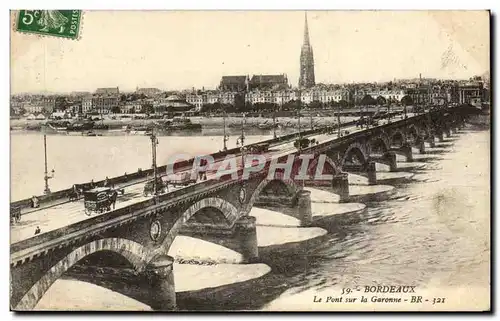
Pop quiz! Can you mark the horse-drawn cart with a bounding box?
[143,177,167,197]
[83,187,117,216]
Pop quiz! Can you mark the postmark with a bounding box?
[15,10,82,40]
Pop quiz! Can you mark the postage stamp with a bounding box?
[15,10,82,40]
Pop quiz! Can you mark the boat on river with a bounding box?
[67,120,94,131]
[154,118,202,132]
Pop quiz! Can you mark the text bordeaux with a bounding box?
[364,285,416,293]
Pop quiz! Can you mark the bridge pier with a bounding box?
[146,255,176,311]
[180,216,259,263]
[370,152,397,172]
[386,151,398,172]
[234,216,259,262]
[295,190,312,227]
[331,172,349,203]
[400,143,413,162]
[367,161,377,185]
[417,138,426,154]
[437,131,444,142]
[427,135,436,148]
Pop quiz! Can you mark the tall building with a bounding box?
[299,13,315,88]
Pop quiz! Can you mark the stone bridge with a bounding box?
[10,106,472,311]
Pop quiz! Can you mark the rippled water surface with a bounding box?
[12,128,490,311]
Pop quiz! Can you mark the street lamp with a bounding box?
[298,96,302,143]
[387,102,391,123]
[236,113,246,165]
[273,103,277,139]
[43,134,55,195]
[337,103,341,138]
[222,110,229,151]
[149,129,159,196]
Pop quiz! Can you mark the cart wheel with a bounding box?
[85,208,91,216]
[143,191,148,197]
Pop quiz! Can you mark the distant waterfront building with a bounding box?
[299,13,315,89]
[153,95,193,113]
[95,87,120,95]
[82,96,93,114]
[186,91,244,110]
[366,90,407,102]
[406,86,431,105]
[121,101,143,114]
[249,74,289,91]
[24,104,44,114]
[219,76,249,92]
[245,89,300,105]
[458,82,483,106]
[91,96,119,114]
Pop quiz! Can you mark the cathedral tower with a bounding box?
[299,12,315,88]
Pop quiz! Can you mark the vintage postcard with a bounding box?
[9,10,490,311]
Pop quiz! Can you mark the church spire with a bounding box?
[303,12,310,47]
[299,11,315,89]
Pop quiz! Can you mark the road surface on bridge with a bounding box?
[11,113,416,245]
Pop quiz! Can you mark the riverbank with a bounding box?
[10,115,361,131]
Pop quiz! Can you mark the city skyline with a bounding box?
[11,11,489,94]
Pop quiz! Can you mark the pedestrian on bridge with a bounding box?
[104,176,109,187]
[34,226,41,235]
[31,196,39,208]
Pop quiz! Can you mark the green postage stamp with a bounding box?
[15,10,82,40]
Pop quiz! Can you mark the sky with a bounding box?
[10,10,490,94]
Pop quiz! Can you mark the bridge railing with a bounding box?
[9,122,343,208]
[9,110,415,210]
[10,171,244,259]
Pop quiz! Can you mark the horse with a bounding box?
[108,190,118,210]
[68,185,83,201]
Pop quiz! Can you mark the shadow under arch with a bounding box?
[368,135,390,155]
[390,130,406,148]
[241,177,299,217]
[153,197,239,258]
[341,142,369,168]
[14,238,148,311]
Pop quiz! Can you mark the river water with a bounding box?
[11,126,490,311]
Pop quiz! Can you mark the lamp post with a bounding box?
[236,113,246,165]
[337,104,341,137]
[43,134,55,195]
[273,103,277,139]
[222,110,228,151]
[387,102,391,123]
[149,129,159,196]
[298,97,302,143]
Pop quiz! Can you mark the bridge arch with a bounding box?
[341,142,369,168]
[15,238,148,310]
[157,197,239,255]
[390,130,406,148]
[241,177,299,216]
[307,155,340,177]
[368,133,390,155]
[406,124,419,143]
